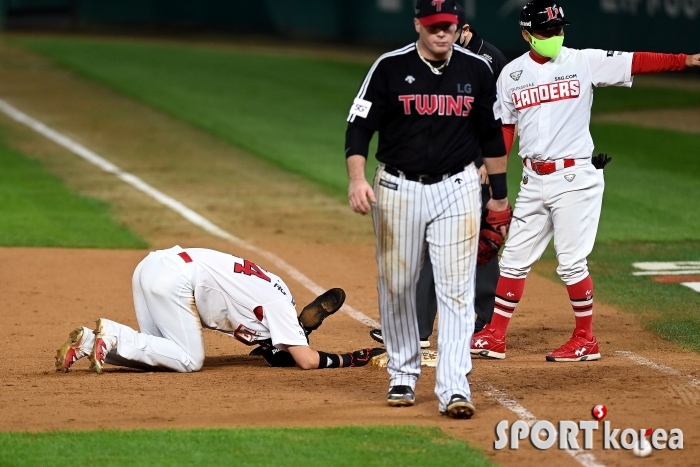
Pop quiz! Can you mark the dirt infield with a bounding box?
[1,37,700,466]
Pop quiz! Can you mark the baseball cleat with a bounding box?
[387,385,415,407]
[298,288,346,332]
[88,319,117,374]
[55,326,94,372]
[470,325,506,359]
[546,331,601,362]
[442,395,476,419]
[370,329,430,349]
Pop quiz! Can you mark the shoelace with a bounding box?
[556,336,589,352]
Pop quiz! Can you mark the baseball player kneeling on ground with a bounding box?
[470,0,700,362]
[56,246,381,373]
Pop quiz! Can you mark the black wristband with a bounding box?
[317,351,341,369]
[489,173,508,200]
[341,354,352,368]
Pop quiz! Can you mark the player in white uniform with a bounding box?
[470,0,700,361]
[56,246,379,373]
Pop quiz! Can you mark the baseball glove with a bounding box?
[345,348,385,367]
[478,205,512,265]
[298,288,346,334]
[592,153,612,170]
[249,339,272,356]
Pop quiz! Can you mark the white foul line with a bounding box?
[484,385,606,467]
[0,98,380,329]
[616,351,700,388]
[1,97,607,465]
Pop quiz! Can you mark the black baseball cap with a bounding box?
[415,0,459,26]
[455,2,467,31]
[520,0,571,32]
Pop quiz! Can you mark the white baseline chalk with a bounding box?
[0,99,380,328]
[2,97,608,466]
[616,351,700,388]
[484,385,606,467]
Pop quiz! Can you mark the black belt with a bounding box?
[384,166,462,185]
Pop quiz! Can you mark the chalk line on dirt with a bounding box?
[0,99,380,328]
[616,351,700,388]
[484,385,606,467]
[1,99,582,463]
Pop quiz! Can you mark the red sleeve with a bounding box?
[632,52,687,75]
[502,124,515,158]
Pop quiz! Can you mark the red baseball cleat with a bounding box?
[55,326,94,372]
[88,319,117,374]
[470,325,506,360]
[546,331,601,362]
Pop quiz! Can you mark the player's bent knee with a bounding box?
[186,353,205,372]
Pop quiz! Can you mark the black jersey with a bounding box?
[463,29,508,80]
[346,43,505,176]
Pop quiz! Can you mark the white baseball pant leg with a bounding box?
[500,162,604,285]
[373,166,426,390]
[104,248,205,372]
[373,164,480,409]
[426,166,480,411]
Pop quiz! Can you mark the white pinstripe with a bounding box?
[372,164,481,411]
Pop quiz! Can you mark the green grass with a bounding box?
[0,133,146,248]
[0,426,497,467]
[13,37,379,196]
[14,36,700,351]
[591,85,700,114]
[535,240,700,352]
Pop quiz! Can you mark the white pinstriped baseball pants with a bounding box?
[372,164,480,411]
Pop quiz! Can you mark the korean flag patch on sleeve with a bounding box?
[350,98,372,119]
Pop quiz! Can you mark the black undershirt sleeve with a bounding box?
[474,60,506,158]
[345,124,374,159]
[479,127,506,158]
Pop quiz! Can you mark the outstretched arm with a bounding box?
[631,52,700,74]
[287,345,320,369]
[268,345,382,370]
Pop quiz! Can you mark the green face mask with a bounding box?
[528,33,564,59]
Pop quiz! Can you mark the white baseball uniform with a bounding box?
[497,48,633,283]
[102,246,308,372]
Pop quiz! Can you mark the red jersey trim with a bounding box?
[502,125,516,157]
[529,50,551,65]
[178,252,193,263]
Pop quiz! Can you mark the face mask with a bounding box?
[528,33,564,59]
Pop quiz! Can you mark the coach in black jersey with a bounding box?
[345,0,510,418]
[369,3,510,349]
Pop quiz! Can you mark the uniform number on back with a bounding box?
[234,260,271,282]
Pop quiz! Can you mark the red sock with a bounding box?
[567,275,594,340]
[490,276,526,339]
